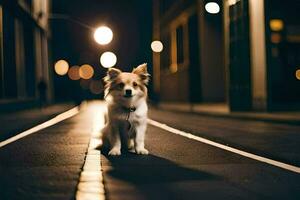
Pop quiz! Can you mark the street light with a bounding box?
[205,2,220,14]
[94,26,113,45]
[100,52,117,68]
[151,40,163,53]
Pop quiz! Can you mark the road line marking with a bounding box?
[147,119,300,174]
[75,138,105,200]
[0,106,80,148]
[76,102,106,200]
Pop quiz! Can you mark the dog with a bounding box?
[101,63,150,156]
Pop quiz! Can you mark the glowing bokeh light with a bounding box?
[270,19,284,31]
[271,33,281,44]
[89,80,103,95]
[205,2,220,14]
[68,66,80,80]
[100,52,117,68]
[54,60,69,76]
[94,26,113,45]
[151,40,163,52]
[296,69,300,80]
[79,64,94,79]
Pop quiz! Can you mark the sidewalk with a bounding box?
[157,103,300,125]
[0,102,77,142]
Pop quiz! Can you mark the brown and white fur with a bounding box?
[101,63,150,156]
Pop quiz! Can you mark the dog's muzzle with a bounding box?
[124,89,133,98]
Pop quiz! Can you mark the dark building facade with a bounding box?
[153,0,300,111]
[0,0,52,111]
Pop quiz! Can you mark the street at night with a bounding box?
[0,101,300,199]
[1,0,300,199]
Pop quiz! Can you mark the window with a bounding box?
[176,25,184,64]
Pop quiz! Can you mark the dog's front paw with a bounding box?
[108,148,121,156]
[135,148,149,155]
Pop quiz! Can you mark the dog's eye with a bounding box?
[133,82,138,87]
[118,83,124,89]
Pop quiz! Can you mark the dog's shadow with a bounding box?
[101,149,219,199]
[103,152,216,183]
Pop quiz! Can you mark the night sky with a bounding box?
[51,0,153,101]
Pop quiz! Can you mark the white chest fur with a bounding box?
[128,101,148,123]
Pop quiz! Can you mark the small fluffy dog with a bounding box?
[101,63,150,156]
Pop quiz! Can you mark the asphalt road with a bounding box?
[0,101,299,199]
[0,104,91,199]
[148,108,300,166]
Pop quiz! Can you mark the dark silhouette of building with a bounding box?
[152,0,300,111]
[0,0,52,112]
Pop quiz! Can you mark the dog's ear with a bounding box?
[104,68,122,82]
[132,63,150,85]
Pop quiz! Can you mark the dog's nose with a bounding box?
[125,89,132,96]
